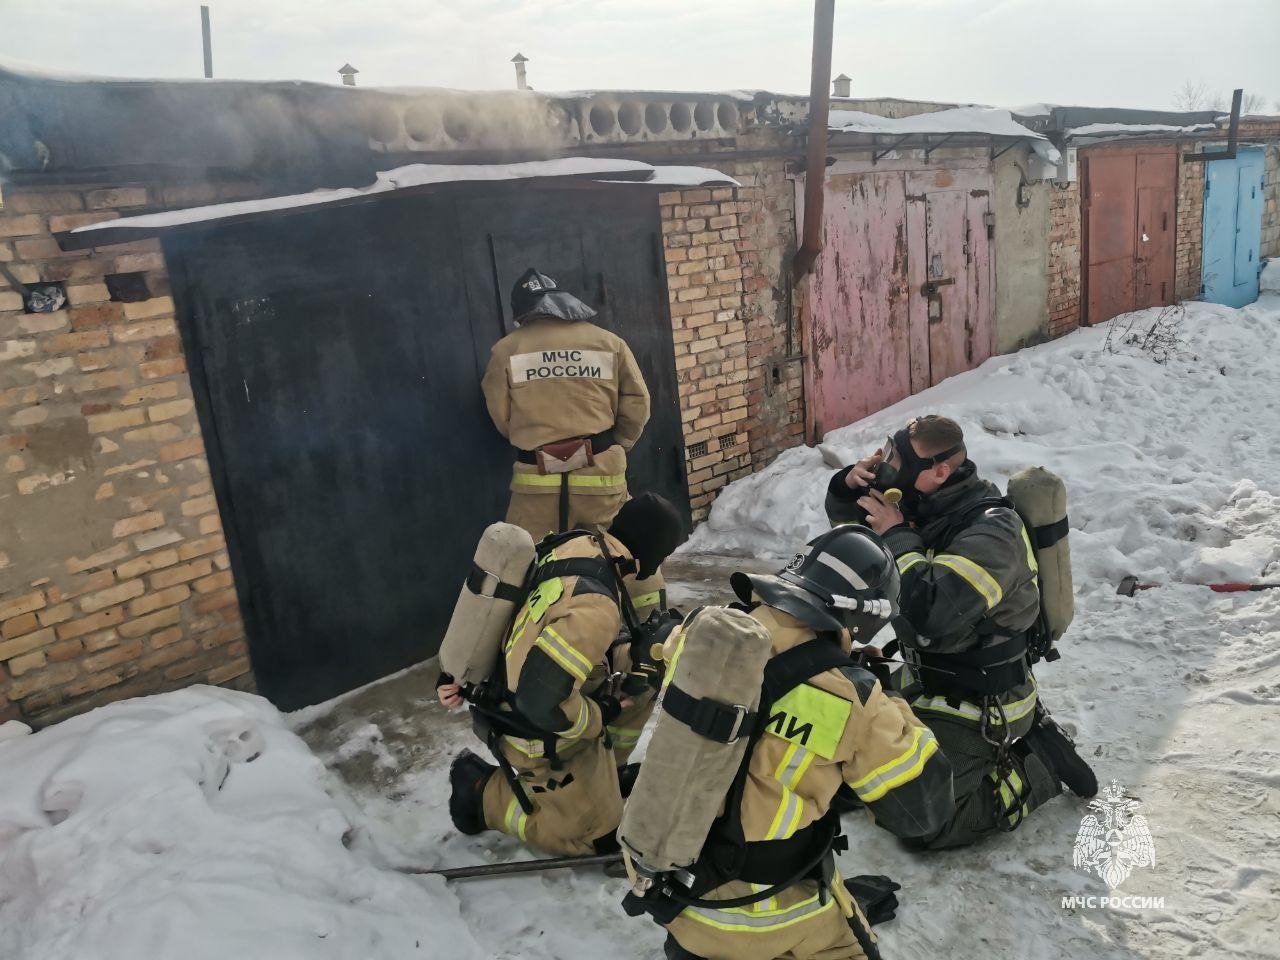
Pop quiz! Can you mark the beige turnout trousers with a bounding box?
[505,445,630,540]
[663,874,878,960]
[480,735,623,856]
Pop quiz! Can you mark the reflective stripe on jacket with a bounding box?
[879,465,1041,734]
[736,606,954,843]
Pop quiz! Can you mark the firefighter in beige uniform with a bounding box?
[622,527,954,960]
[482,268,651,539]
[442,494,685,856]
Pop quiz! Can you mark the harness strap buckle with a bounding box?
[661,683,756,744]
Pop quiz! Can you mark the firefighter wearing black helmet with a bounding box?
[643,526,954,960]
[482,268,651,539]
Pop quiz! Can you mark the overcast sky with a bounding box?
[1,0,1277,111]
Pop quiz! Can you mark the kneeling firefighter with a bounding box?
[438,493,686,856]
[825,415,1097,850]
[619,526,954,960]
[482,268,651,540]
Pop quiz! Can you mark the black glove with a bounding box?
[830,783,865,815]
[595,693,623,725]
[844,875,901,926]
[621,609,684,695]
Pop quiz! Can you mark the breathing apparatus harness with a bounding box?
[463,530,621,812]
[624,609,891,924]
[887,491,1064,833]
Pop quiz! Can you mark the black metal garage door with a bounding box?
[167,187,687,710]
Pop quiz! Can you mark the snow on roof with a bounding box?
[68,159,737,239]
[1009,103,1058,117]
[1067,121,1218,138]
[828,106,1047,139]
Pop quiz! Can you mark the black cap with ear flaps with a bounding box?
[732,525,900,637]
[609,493,687,580]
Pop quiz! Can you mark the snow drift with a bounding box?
[0,686,482,960]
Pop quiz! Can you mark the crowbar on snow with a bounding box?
[399,851,622,881]
[1116,575,1280,597]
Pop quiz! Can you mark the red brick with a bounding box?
[0,590,45,622]
[140,357,186,379]
[7,662,80,700]
[2,612,39,639]
[194,588,238,615]
[150,559,214,590]
[193,571,233,594]
[116,606,182,639]
[0,627,54,662]
[68,302,126,331]
[112,512,165,539]
[151,626,185,648]
[159,438,204,462]
[85,187,148,209]
[128,585,191,617]
[198,623,243,650]
[4,190,83,214]
[140,639,199,672]
[178,536,225,562]
[78,638,145,673]
[205,658,251,685]
[58,606,127,641]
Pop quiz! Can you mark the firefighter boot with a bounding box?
[1024,716,1097,798]
[449,750,496,835]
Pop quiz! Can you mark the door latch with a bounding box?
[922,278,955,296]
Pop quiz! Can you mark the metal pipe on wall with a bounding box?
[200,5,213,79]
[792,0,835,281]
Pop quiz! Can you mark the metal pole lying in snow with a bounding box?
[399,851,622,881]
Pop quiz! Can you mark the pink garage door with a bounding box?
[799,167,994,442]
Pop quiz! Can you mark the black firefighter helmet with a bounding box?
[731,525,900,637]
[510,267,597,324]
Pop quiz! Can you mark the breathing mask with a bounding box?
[870,423,964,508]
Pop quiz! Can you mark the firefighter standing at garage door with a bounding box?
[482,268,651,539]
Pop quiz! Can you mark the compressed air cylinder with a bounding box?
[1007,466,1073,642]
[618,606,774,874]
[438,522,536,686]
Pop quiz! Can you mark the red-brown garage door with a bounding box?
[1083,144,1177,324]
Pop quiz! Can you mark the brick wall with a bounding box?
[713,158,803,470]
[0,182,256,727]
[658,187,754,521]
[1046,182,1082,337]
[1175,152,1204,301]
[1263,145,1280,261]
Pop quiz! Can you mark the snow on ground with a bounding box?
[687,294,1280,958]
[0,686,484,960]
[5,293,1280,960]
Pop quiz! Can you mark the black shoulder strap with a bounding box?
[665,635,854,911]
[935,496,1015,552]
[762,637,856,704]
[534,557,618,601]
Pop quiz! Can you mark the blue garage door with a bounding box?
[1202,147,1265,307]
